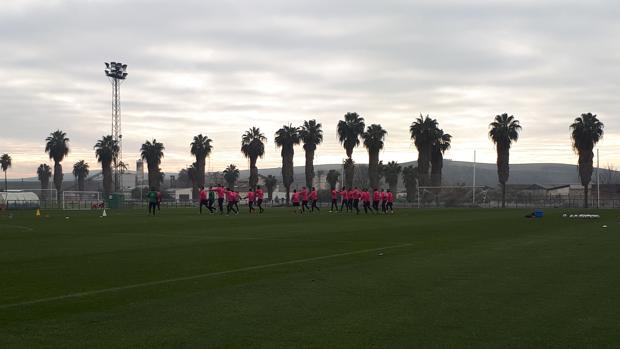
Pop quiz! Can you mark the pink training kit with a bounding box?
[199,189,207,201]
[387,192,394,202]
[373,191,381,201]
[256,189,264,200]
[340,190,349,200]
[216,187,225,199]
[331,189,338,200]
[292,192,300,203]
[382,191,388,201]
[300,189,308,201]
[310,190,318,200]
[247,191,255,202]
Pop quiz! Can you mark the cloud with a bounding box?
[1,0,619,178]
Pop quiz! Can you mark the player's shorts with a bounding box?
[293,202,300,207]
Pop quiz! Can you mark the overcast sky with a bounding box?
[1,0,619,178]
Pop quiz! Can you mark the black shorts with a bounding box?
[293,202,300,207]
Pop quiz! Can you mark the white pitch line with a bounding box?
[0,243,412,310]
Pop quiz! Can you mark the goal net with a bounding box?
[62,191,103,210]
[417,186,489,208]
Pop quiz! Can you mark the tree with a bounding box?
[190,134,213,189]
[0,154,11,192]
[275,124,300,204]
[431,129,452,187]
[299,119,323,188]
[326,169,340,189]
[570,113,604,208]
[263,175,277,200]
[140,139,165,190]
[72,160,89,191]
[362,124,387,189]
[383,161,402,193]
[241,127,266,189]
[94,135,119,196]
[37,164,52,200]
[489,113,522,208]
[223,164,240,189]
[337,112,365,187]
[402,165,418,202]
[410,115,438,186]
[45,130,70,203]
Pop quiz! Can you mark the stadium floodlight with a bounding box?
[104,61,128,192]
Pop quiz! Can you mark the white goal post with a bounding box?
[417,186,489,208]
[62,191,103,210]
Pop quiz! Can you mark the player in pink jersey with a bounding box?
[310,187,320,212]
[198,186,210,214]
[291,189,301,213]
[255,185,265,213]
[381,189,388,214]
[245,190,256,213]
[226,188,238,215]
[330,187,339,212]
[339,187,349,212]
[300,187,310,213]
[362,188,373,214]
[372,188,381,213]
[348,188,355,213]
[352,187,360,214]
[216,184,226,214]
[386,189,394,213]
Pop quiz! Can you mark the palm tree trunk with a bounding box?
[584,185,589,208]
[501,182,506,209]
[345,160,354,188]
[285,185,290,205]
[103,162,113,196]
[4,171,7,192]
[249,157,258,189]
[305,149,315,188]
[368,150,379,189]
[53,162,63,206]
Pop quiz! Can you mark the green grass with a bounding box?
[1,207,619,348]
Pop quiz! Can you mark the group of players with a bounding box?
[191,184,395,215]
[328,187,395,215]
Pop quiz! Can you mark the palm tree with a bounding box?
[94,135,119,196]
[0,154,11,192]
[337,112,365,187]
[37,164,52,201]
[299,119,323,188]
[190,134,213,189]
[72,160,89,191]
[383,161,402,193]
[263,175,277,200]
[187,163,198,190]
[402,165,418,202]
[362,124,387,189]
[489,113,522,208]
[410,115,438,186]
[223,164,240,189]
[326,169,340,189]
[275,124,300,204]
[431,129,452,187]
[570,113,604,208]
[140,139,165,190]
[45,130,70,203]
[241,127,266,189]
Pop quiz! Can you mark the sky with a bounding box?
[1,0,619,178]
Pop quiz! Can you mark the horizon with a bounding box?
[1,1,619,178]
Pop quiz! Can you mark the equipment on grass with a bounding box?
[102,209,107,217]
[36,209,41,217]
[62,191,103,211]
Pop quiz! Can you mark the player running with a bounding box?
[362,188,373,214]
[372,188,381,213]
[352,187,360,214]
[255,185,265,213]
[330,187,338,212]
[216,184,225,214]
[198,186,211,214]
[310,187,320,212]
[386,189,394,213]
[147,187,158,216]
[208,186,216,213]
[381,189,388,214]
[245,189,256,213]
[300,187,310,213]
[226,188,238,215]
[291,189,301,213]
[339,187,349,212]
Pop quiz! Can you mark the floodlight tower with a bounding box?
[104,62,128,192]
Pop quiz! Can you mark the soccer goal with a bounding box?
[62,191,103,210]
[417,186,489,208]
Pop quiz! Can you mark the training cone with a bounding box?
[35,209,41,217]
[102,209,107,217]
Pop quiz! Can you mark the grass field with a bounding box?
[1,207,619,348]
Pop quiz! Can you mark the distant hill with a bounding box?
[8,160,615,189]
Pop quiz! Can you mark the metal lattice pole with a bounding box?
[105,62,128,193]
